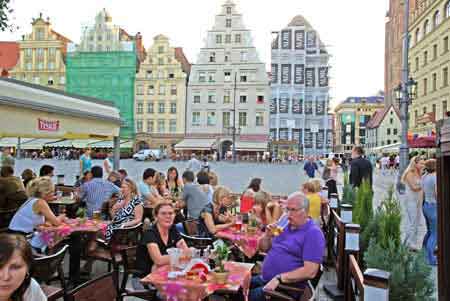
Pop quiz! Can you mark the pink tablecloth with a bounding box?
[141,261,254,301]
[216,228,263,258]
[39,218,108,248]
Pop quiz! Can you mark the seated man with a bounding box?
[0,166,27,210]
[249,191,325,301]
[180,170,208,219]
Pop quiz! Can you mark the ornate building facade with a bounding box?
[9,13,71,90]
[134,34,191,151]
[270,15,332,156]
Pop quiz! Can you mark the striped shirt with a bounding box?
[80,178,120,217]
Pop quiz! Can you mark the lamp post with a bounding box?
[395,77,417,192]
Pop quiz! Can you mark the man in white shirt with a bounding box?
[186,153,202,174]
[380,155,389,175]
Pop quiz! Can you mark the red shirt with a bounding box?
[240,195,254,213]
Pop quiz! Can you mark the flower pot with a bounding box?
[213,270,229,284]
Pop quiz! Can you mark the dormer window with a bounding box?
[226,7,232,14]
[209,52,216,63]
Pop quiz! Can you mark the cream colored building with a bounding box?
[134,34,191,150]
[408,0,450,135]
[366,105,402,153]
[10,13,71,90]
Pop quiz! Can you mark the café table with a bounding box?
[216,227,264,258]
[141,261,254,301]
[48,196,79,218]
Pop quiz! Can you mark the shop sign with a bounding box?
[38,118,59,131]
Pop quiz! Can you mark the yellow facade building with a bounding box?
[134,34,191,151]
[408,0,450,135]
[10,13,71,90]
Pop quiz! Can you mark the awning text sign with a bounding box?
[38,118,60,132]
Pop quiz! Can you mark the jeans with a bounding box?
[422,201,437,265]
[248,275,268,301]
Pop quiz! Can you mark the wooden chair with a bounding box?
[0,208,16,232]
[87,223,143,272]
[264,265,324,301]
[66,272,118,301]
[112,245,156,301]
[32,244,69,301]
[180,219,213,250]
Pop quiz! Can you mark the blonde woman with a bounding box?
[198,186,235,237]
[252,191,282,226]
[9,177,66,251]
[400,155,425,250]
[208,171,219,188]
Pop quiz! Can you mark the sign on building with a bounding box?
[318,67,329,87]
[305,68,315,87]
[294,64,305,85]
[281,30,291,49]
[281,64,291,84]
[294,30,305,50]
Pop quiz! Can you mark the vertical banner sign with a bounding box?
[316,101,325,115]
[294,64,305,84]
[270,98,277,114]
[38,118,60,131]
[281,30,291,49]
[327,130,333,147]
[279,95,289,113]
[319,67,329,87]
[306,31,317,48]
[294,30,305,50]
[272,34,279,49]
[271,64,278,84]
[292,96,303,114]
[304,130,313,148]
[305,68,315,87]
[281,64,291,84]
[279,128,289,140]
[305,100,313,114]
[317,130,325,149]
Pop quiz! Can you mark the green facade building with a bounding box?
[66,50,136,138]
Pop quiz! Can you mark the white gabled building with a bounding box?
[366,104,402,153]
[270,15,332,156]
[180,0,270,158]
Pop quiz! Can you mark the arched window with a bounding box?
[415,28,421,43]
[447,1,450,18]
[433,10,441,27]
[424,19,431,35]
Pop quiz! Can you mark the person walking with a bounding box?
[303,156,319,179]
[103,152,113,175]
[400,156,425,251]
[79,148,92,177]
[421,159,437,265]
[186,153,202,174]
[349,146,372,188]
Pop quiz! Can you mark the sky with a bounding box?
[0,0,390,108]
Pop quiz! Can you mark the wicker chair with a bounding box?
[180,219,213,250]
[66,272,118,301]
[32,244,69,301]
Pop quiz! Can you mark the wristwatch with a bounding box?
[275,274,283,283]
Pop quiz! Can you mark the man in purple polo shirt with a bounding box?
[249,191,325,300]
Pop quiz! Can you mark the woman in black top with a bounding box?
[135,202,190,277]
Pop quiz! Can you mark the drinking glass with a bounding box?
[235,214,243,232]
[93,210,101,221]
[271,215,289,236]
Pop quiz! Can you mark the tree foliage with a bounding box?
[0,0,15,32]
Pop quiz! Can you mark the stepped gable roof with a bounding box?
[288,15,311,27]
[174,47,191,75]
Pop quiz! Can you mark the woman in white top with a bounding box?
[9,177,66,251]
[400,156,425,250]
[0,233,46,301]
[103,152,113,175]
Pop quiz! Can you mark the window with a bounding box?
[424,20,431,35]
[443,101,448,117]
[147,102,154,113]
[193,95,201,104]
[216,35,222,44]
[209,52,216,63]
[394,129,398,135]
[158,102,165,113]
[48,48,56,56]
[240,73,247,82]
[433,103,437,114]
[434,10,441,27]
[423,106,427,114]
[147,119,154,133]
[37,62,43,70]
[170,102,177,114]
[168,73,175,79]
[415,57,420,71]
[192,112,200,126]
[224,54,229,62]
[235,34,241,43]
[158,58,164,65]
[240,94,247,103]
[225,34,231,43]
[158,46,164,54]
[257,95,264,103]
[224,71,231,82]
[208,92,216,103]
[137,103,143,114]
[97,35,103,41]
[136,85,144,95]
[136,120,143,132]
[240,51,247,62]
[424,51,428,65]
[387,139,391,145]
[159,85,165,95]
[208,72,215,82]
[423,78,428,95]
[158,119,165,133]
[36,29,44,40]
[169,119,177,132]
[25,48,32,57]
[387,128,391,135]
[256,112,264,126]
[36,48,44,58]
[198,72,206,82]
[433,44,438,60]
[239,112,247,127]
[432,73,437,91]
[48,62,55,70]
[146,70,152,79]
[170,85,177,95]
[207,112,216,126]
[158,71,164,79]
[148,85,154,95]
[226,19,232,27]
[223,91,231,104]
[443,67,449,87]
[390,118,393,124]
[226,6,232,14]
[415,110,418,123]
[447,2,450,18]
[444,36,449,53]
[223,112,231,128]
[26,62,32,70]
[415,28,421,43]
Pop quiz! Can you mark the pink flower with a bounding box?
[162,282,187,301]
